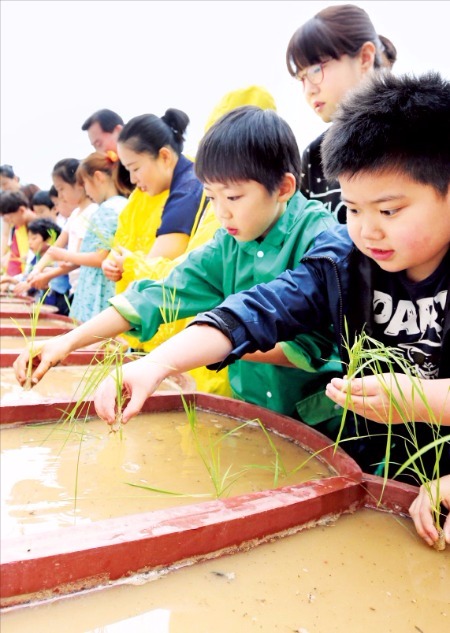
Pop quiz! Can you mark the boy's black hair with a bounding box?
[0,190,29,215]
[27,218,61,240]
[31,190,54,209]
[321,71,450,196]
[81,109,124,133]
[49,185,58,199]
[0,164,16,179]
[195,106,301,193]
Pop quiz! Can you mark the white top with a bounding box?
[64,202,98,291]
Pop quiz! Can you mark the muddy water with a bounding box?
[0,317,73,328]
[1,335,50,349]
[1,365,99,402]
[0,301,57,314]
[1,410,331,538]
[2,509,448,633]
[1,366,194,404]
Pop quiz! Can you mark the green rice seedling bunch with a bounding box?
[338,324,448,550]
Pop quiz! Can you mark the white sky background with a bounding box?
[1,0,449,189]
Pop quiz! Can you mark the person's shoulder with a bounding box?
[302,131,326,157]
[302,224,353,261]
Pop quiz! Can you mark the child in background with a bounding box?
[286,3,394,222]
[31,190,60,224]
[48,185,69,229]
[0,190,37,277]
[12,218,71,314]
[47,152,129,322]
[15,106,340,428]
[27,158,98,300]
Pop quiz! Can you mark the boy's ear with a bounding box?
[278,173,297,201]
[359,41,376,73]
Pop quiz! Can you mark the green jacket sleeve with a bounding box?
[109,235,226,343]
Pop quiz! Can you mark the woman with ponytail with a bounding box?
[113,108,205,266]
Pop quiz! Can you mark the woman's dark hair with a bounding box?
[27,218,61,240]
[118,108,189,156]
[52,158,81,185]
[77,152,132,197]
[195,106,301,193]
[31,190,54,209]
[379,35,397,68]
[286,4,384,77]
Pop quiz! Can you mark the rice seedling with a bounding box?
[336,323,448,550]
[9,288,50,390]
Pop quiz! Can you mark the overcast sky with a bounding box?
[1,0,449,189]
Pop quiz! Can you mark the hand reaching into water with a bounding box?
[409,475,450,547]
[94,355,171,426]
[13,336,73,387]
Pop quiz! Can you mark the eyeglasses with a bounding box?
[297,61,330,86]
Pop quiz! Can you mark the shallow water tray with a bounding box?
[0,312,74,336]
[0,393,417,608]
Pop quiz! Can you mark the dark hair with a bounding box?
[0,164,16,179]
[379,35,397,68]
[52,158,81,185]
[49,185,58,199]
[286,4,384,76]
[81,109,124,132]
[31,190,54,209]
[0,190,30,215]
[321,71,450,196]
[195,106,301,193]
[118,108,189,156]
[27,218,61,240]
[77,151,133,197]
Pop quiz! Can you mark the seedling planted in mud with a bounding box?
[10,288,50,390]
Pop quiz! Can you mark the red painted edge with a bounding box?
[0,393,365,605]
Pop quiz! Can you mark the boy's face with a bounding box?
[27,232,46,255]
[203,179,287,242]
[341,171,450,282]
[33,204,57,219]
[1,206,27,227]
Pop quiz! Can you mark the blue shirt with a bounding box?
[156,154,204,237]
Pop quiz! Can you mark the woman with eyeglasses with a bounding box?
[286,4,395,223]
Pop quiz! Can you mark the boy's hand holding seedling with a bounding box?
[13,337,72,387]
[13,306,132,387]
[409,475,450,547]
[94,324,233,427]
[326,373,450,425]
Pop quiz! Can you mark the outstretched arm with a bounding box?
[13,307,130,386]
[94,324,232,425]
[325,374,450,426]
[409,475,450,547]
